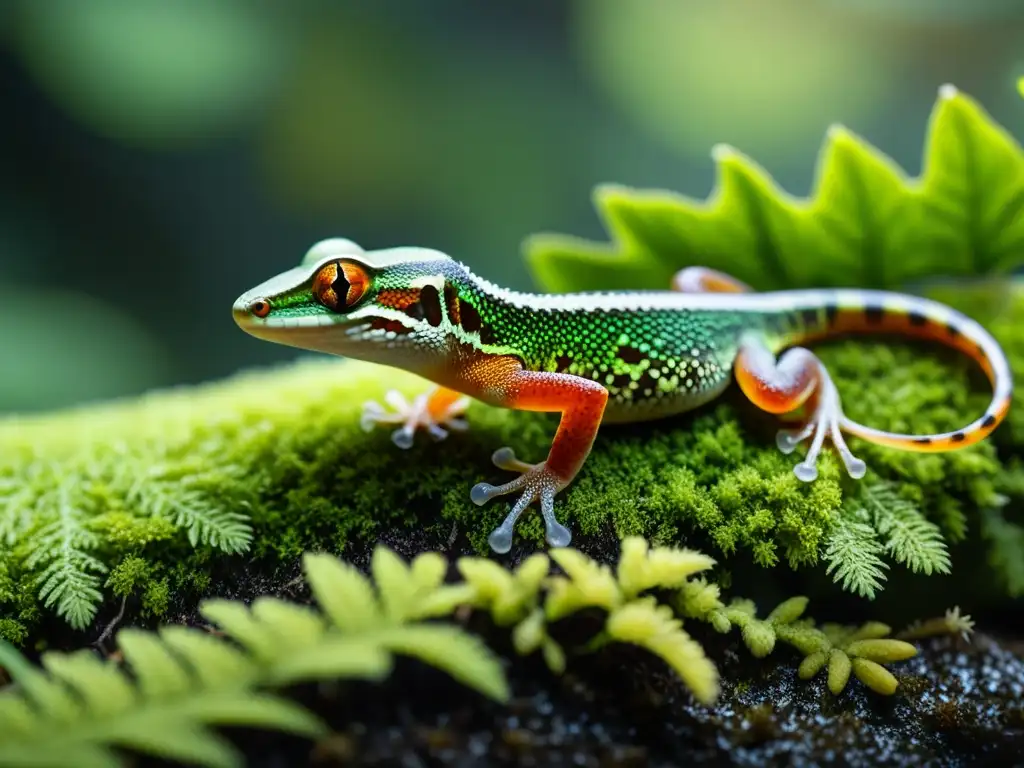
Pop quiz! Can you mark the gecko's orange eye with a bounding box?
[248,299,271,318]
[312,260,371,312]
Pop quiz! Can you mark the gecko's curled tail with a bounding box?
[790,288,1013,452]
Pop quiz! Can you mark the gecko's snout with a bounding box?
[232,295,271,326]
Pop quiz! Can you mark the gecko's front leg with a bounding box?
[467,359,609,554]
[361,385,471,449]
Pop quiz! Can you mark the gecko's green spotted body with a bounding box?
[234,239,1012,553]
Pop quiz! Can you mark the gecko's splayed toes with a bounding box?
[471,447,572,554]
[360,389,469,449]
[775,372,867,482]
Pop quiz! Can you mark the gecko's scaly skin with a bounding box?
[233,239,1014,553]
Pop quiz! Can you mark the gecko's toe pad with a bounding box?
[471,460,571,553]
[776,373,868,483]
[361,389,471,448]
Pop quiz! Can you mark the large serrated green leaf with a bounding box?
[526,85,1024,294]
[810,126,915,287]
[917,85,1024,276]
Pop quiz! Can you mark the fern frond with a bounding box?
[606,597,719,705]
[616,536,716,599]
[130,477,252,554]
[823,513,889,599]
[0,546,512,767]
[545,548,623,620]
[22,479,108,629]
[0,638,326,768]
[861,483,951,576]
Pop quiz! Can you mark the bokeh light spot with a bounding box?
[571,0,895,162]
[12,0,288,148]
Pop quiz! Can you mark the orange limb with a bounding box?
[735,337,866,482]
[425,385,468,422]
[466,358,609,553]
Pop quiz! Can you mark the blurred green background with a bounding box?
[1,0,1023,413]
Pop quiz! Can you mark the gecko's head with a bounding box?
[232,238,459,362]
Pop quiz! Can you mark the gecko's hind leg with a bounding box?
[672,266,755,294]
[735,337,866,482]
[361,386,470,449]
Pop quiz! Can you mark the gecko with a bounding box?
[233,238,1013,554]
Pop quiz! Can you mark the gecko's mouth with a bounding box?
[232,295,350,346]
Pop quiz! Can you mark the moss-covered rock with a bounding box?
[2,281,1024,647]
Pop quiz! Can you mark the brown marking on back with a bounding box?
[618,346,646,364]
[444,284,461,326]
[419,284,443,327]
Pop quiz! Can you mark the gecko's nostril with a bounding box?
[248,299,271,318]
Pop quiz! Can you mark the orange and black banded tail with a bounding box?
[779,288,1013,452]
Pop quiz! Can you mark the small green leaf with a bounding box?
[198,600,277,662]
[776,625,828,656]
[265,637,391,687]
[302,552,382,632]
[0,641,81,723]
[541,638,566,675]
[409,552,447,592]
[741,620,776,658]
[847,621,893,642]
[845,638,917,663]
[41,651,135,716]
[824,515,889,599]
[250,598,325,652]
[851,657,899,695]
[765,596,808,625]
[511,608,546,656]
[177,691,326,738]
[798,650,827,679]
[0,745,118,768]
[827,649,852,694]
[371,546,415,623]
[376,626,509,702]
[102,723,239,768]
[157,626,256,689]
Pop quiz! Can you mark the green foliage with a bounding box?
[0,545,508,768]
[674,577,919,696]
[797,623,917,696]
[823,482,951,599]
[525,85,1024,293]
[106,556,169,618]
[452,536,721,704]
[0,538,921,768]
